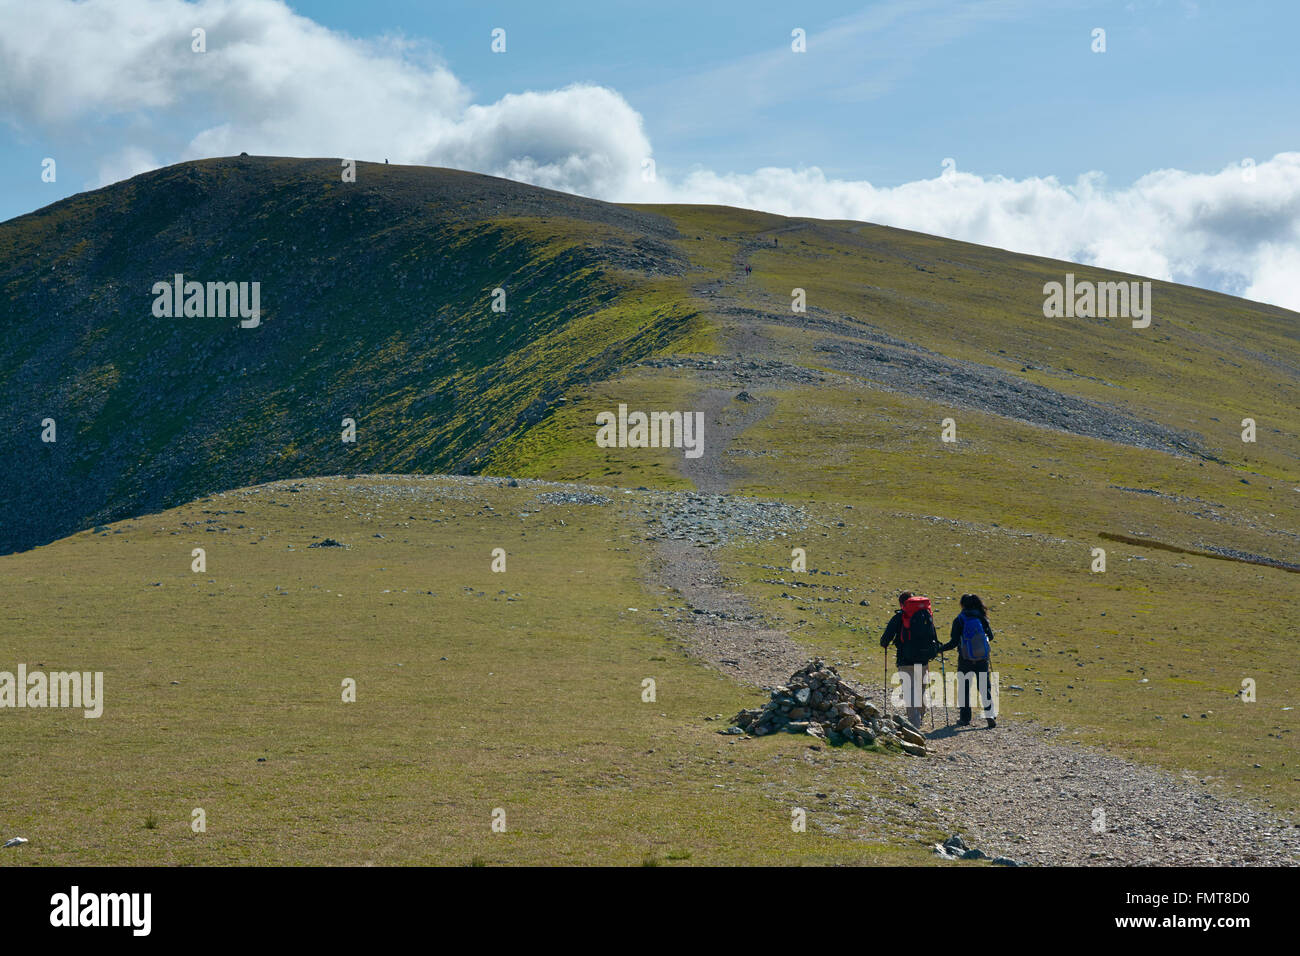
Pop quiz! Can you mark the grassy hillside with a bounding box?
[481,369,1300,818]
[0,477,938,865]
[1,159,1296,864]
[657,204,1299,476]
[477,198,1300,821]
[4,157,1293,561]
[0,158,702,554]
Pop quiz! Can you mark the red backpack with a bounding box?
[899,596,940,661]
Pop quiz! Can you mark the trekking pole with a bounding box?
[939,650,951,728]
[985,644,995,723]
[928,665,935,731]
[882,647,889,719]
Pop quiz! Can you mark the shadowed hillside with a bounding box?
[0,157,698,553]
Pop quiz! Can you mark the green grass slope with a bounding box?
[2,161,1296,863]
[652,204,1299,477]
[0,157,701,554]
[0,477,938,865]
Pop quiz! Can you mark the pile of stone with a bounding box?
[727,659,928,756]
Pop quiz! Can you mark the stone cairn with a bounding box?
[726,659,928,756]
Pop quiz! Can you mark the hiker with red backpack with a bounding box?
[879,591,942,730]
[940,593,996,728]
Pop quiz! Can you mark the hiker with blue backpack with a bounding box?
[941,594,996,728]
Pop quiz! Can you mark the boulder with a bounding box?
[856,700,881,720]
[891,714,921,734]
[899,727,927,747]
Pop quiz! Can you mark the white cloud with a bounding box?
[1243,243,1300,308]
[436,87,650,199]
[94,145,161,188]
[1,0,1297,311]
[637,157,1300,310]
[0,0,642,195]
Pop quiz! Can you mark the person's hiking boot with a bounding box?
[986,718,997,729]
[956,716,971,727]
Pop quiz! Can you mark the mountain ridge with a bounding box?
[2,156,1296,555]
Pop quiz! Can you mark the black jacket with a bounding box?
[879,609,938,666]
[942,611,993,663]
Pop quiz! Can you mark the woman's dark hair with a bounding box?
[898,591,913,606]
[962,594,988,616]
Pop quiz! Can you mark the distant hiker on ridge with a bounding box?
[880,591,941,729]
[940,593,996,728]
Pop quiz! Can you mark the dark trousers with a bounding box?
[956,658,993,721]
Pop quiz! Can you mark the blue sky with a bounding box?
[1,0,1298,307]
[310,0,1295,187]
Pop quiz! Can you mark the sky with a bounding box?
[1,0,1298,309]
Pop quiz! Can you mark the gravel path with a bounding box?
[907,722,1300,865]
[651,537,808,687]
[679,385,773,495]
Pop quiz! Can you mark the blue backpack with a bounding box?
[959,612,989,661]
